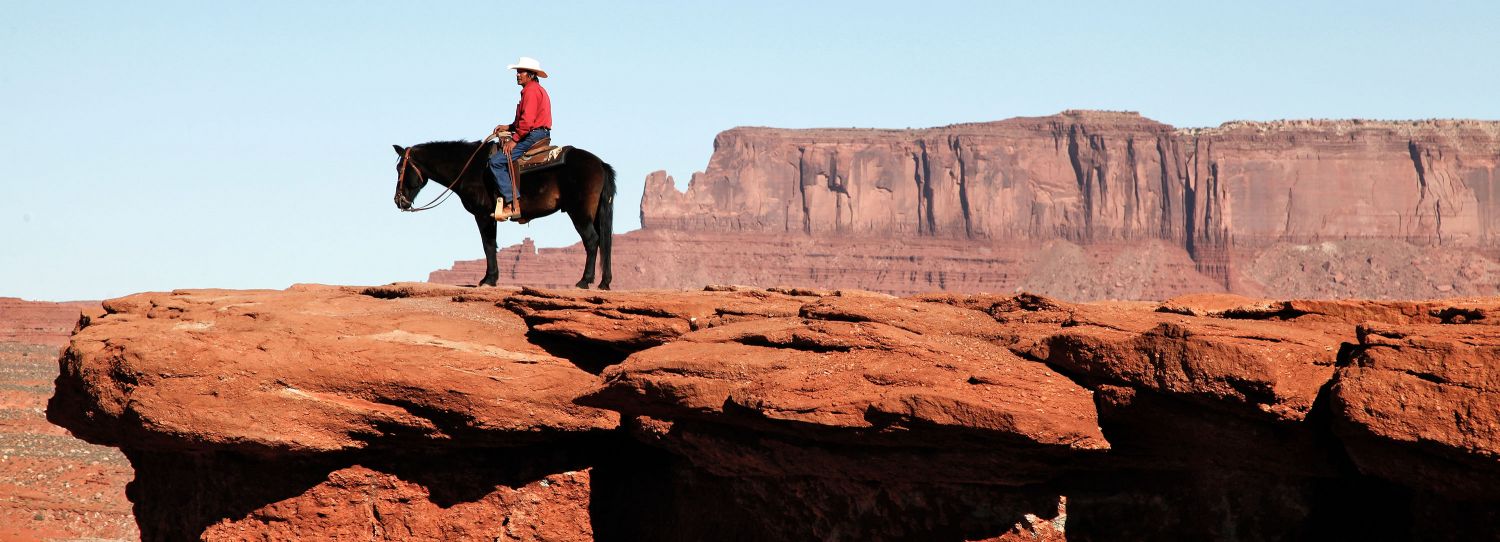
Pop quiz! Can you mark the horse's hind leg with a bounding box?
[595,194,613,290]
[569,211,599,289]
[597,232,612,290]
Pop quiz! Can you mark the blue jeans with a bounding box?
[488,127,550,203]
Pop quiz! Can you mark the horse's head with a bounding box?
[392,144,428,211]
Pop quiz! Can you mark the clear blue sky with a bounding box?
[4,1,1498,301]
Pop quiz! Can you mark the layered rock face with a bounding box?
[645,113,1500,245]
[48,285,1500,540]
[436,112,1500,299]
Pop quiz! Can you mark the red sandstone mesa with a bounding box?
[435,111,1500,300]
[645,114,1500,246]
[46,284,1500,540]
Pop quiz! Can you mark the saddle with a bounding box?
[490,137,571,175]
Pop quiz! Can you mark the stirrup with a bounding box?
[493,201,517,221]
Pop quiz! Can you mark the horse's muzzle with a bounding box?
[395,194,412,211]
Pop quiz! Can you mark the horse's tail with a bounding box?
[596,162,616,240]
[595,161,616,287]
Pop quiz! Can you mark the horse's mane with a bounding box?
[420,140,485,155]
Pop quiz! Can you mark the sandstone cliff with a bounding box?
[644,111,1500,248]
[47,285,1500,540]
[435,112,1500,300]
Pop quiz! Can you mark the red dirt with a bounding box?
[0,342,135,542]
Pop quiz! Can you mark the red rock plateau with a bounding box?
[46,284,1500,540]
[0,298,134,541]
[433,111,1500,299]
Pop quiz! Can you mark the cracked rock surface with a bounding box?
[50,284,616,455]
[44,284,1500,541]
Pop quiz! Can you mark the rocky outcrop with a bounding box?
[47,285,1500,540]
[1332,321,1500,499]
[48,284,613,541]
[436,111,1500,300]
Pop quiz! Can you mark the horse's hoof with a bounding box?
[598,283,612,291]
[575,281,591,289]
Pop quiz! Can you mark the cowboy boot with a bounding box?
[493,198,515,221]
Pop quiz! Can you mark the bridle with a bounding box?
[395,135,497,212]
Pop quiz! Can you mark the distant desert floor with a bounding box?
[0,341,136,542]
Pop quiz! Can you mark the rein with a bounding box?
[504,138,522,210]
[399,135,496,212]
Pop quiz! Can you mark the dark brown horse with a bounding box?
[392,140,614,289]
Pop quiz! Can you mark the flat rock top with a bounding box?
[49,283,617,455]
[46,283,1500,494]
[579,293,1110,452]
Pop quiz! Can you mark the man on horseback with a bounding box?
[489,56,552,221]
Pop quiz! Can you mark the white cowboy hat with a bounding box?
[507,56,548,78]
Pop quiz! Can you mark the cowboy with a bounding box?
[489,56,552,221]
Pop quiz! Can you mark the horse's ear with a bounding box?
[392,144,405,155]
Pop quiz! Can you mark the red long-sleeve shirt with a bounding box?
[508,80,551,142]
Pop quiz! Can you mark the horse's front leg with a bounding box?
[473,213,499,287]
